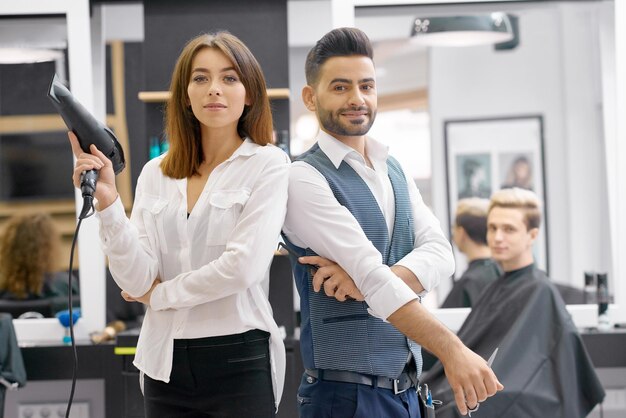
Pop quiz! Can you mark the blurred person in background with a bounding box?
[441,198,500,308]
[0,212,78,315]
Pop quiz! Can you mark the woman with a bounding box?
[70,32,288,416]
[0,213,78,315]
[501,155,533,191]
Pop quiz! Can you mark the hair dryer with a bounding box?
[47,74,125,217]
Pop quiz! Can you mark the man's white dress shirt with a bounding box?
[283,132,454,319]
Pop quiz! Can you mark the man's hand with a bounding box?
[441,344,504,416]
[121,279,161,307]
[299,256,365,302]
[387,300,503,416]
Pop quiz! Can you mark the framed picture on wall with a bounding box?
[444,115,549,274]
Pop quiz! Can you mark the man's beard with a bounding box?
[317,104,376,137]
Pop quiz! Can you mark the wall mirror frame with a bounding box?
[331,0,625,331]
[2,0,106,343]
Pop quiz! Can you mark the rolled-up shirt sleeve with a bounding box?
[283,162,418,319]
[393,175,455,293]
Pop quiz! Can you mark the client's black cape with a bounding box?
[421,264,605,418]
[441,258,501,308]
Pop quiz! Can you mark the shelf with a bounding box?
[0,200,76,217]
[138,88,290,103]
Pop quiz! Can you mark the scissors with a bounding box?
[467,347,499,417]
[277,242,301,260]
[277,242,319,273]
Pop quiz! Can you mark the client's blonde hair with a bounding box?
[488,188,541,230]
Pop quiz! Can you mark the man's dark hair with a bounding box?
[305,27,374,86]
[456,213,488,245]
[455,198,490,245]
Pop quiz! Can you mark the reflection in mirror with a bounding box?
[0,2,104,343]
[0,16,80,319]
[0,212,79,319]
[359,1,615,310]
[290,0,615,312]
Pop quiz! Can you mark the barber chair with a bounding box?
[0,298,54,319]
[0,313,27,417]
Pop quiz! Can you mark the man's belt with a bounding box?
[305,368,416,395]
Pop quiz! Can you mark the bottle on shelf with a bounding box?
[149,136,161,159]
[160,137,169,154]
[583,271,597,304]
[596,272,612,331]
[56,308,81,345]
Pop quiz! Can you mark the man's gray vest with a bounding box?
[284,143,423,379]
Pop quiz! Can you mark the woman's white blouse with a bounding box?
[96,139,289,407]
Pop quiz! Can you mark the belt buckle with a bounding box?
[393,378,407,395]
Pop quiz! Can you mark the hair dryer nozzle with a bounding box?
[47,74,125,175]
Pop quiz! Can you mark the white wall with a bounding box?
[288,0,333,47]
[102,3,144,43]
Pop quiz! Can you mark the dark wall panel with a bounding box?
[104,42,147,192]
[142,0,290,153]
[121,42,146,190]
[143,0,289,91]
[0,61,58,115]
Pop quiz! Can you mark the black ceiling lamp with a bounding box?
[0,47,63,64]
[410,12,518,49]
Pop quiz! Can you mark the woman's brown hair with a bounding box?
[160,31,274,179]
[0,213,61,299]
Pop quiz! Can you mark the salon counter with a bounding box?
[3,340,124,418]
[580,327,626,368]
[421,327,626,370]
[7,329,624,418]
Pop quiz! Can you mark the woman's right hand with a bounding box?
[68,131,119,210]
[121,279,161,306]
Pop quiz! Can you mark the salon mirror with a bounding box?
[1,1,105,342]
[0,16,79,319]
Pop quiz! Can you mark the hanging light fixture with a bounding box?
[410,12,515,47]
[0,47,63,64]
[0,17,67,64]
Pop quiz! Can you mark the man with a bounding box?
[282,27,501,418]
[421,187,605,417]
[441,198,500,308]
